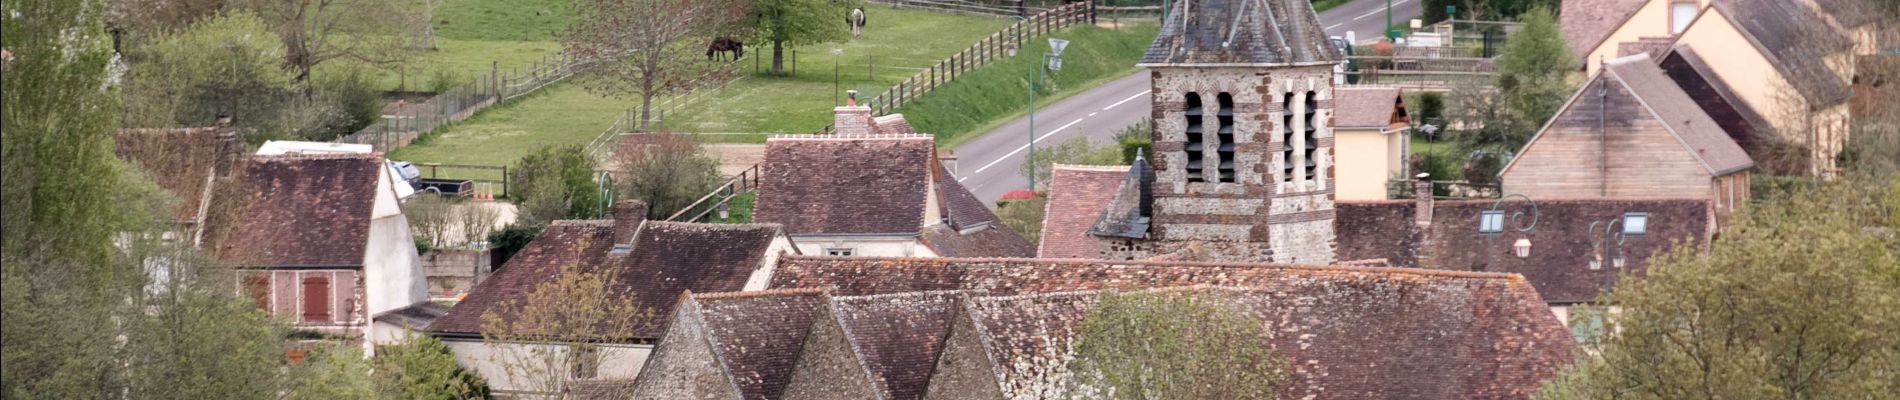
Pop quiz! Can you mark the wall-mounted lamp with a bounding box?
[1512,238,1532,259]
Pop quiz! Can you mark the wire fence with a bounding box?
[335,52,592,152]
[869,0,1093,17]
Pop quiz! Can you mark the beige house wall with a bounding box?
[1334,128,1400,201]
[1584,0,1710,76]
[443,338,653,398]
[1676,9,1853,174]
[789,235,933,258]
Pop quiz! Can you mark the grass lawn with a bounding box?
[389,82,627,167]
[322,0,572,92]
[903,23,1159,147]
[662,7,1012,134]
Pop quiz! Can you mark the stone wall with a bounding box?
[421,250,490,299]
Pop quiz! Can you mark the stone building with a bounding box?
[626,256,1576,399]
[1084,0,1345,264]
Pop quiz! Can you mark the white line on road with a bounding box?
[1352,0,1412,21]
[1103,90,1150,111]
[1325,23,1343,30]
[1088,112,1098,117]
[961,118,1088,180]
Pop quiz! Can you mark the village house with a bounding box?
[113,126,245,242]
[1561,0,1712,75]
[1038,165,1129,259]
[1330,87,1411,201]
[1084,0,1345,264]
[1502,53,1754,215]
[750,106,1035,258]
[427,201,798,397]
[1669,0,1857,175]
[626,256,1575,399]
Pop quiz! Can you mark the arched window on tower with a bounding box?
[1280,92,1295,183]
[1303,90,1319,182]
[1185,92,1205,182]
[1215,93,1235,183]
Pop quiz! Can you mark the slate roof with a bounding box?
[1139,0,1342,66]
[428,219,786,339]
[754,135,934,235]
[1710,0,1855,107]
[1336,198,1713,303]
[1038,165,1129,258]
[1560,0,1649,62]
[826,290,965,400]
[113,127,237,222]
[1087,157,1153,239]
[372,301,451,329]
[204,154,381,267]
[1600,54,1754,175]
[693,289,831,400]
[919,224,1036,258]
[962,285,1573,400]
[1331,87,1405,129]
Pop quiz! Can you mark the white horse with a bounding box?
[847,7,866,39]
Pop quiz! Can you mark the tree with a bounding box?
[996,194,1048,245]
[119,247,288,400]
[372,333,489,400]
[744,0,854,75]
[120,12,298,140]
[509,145,604,225]
[480,263,652,396]
[289,345,378,400]
[1493,7,1573,137]
[614,132,722,220]
[566,0,740,130]
[1535,178,1900,399]
[238,0,427,84]
[1021,135,1124,191]
[1068,290,1283,399]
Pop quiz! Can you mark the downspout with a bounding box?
[1599,69,1609,197]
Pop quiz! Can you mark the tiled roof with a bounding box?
[1658,46,1774,149]
[1711,0,1854,106]
[1615,36,1675,59]
[1331,87,1404,129]
[1811,0,1882,28]
[428,219,785,339]
[827,290,965,400]
[693,289,830,400]
[937,165,998,230]
[569,380,638,400]
[113,127,237,222]
[1139,0,1342,66]
[372,301,451,329]
[1336,198,1713,303]
[1039,165,1129,258]
[754,135,934,235]
[919,224,1036,258]
[1560,0,1648,62]
[204,154,381,266]
[962,285,1573,399]
[1602,54,1754,175]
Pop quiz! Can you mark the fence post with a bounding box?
[491,61,499,98]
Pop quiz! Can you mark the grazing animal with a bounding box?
[707,37,744,61]
[847,7,866,39]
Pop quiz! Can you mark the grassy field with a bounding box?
[662,7,1012,134]
[903,23,1159,147]
[320,0,571,92]
[389,83,628,167]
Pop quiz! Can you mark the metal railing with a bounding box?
[664,163,763,222]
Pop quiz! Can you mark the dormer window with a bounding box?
[1185,92,1206,182]
[1215,93,1236,183]
[1281,92,1296,183]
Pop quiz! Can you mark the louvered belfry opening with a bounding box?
[1280,92,1296,183]
[1215,93,1236,183]
[1185,92,1206,182]
[1302,90,1318,181]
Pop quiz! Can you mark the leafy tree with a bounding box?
[1021,135,1125,191]
[120,12,297,141]
[373,333,489,400]
[744,0,855,75]
[567,0,740,130]
[1535,178,1900,399]
[121,253,287,400]
[995,194,1048,245]
[481,263,652,396]
[289,346,378,400]
[508,145,604,225]
[486,222,546,267]
[1492,7,1572,138]
[1068,290,1283,399]
[614,132,722,219]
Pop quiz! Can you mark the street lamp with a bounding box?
[1479,193,1540,270]
[832,48,843,106]
[1589,212,1648,292]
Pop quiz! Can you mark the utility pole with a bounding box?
[1386,0,1396,40]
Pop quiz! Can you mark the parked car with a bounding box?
[389,160,474,198]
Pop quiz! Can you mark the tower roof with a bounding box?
[1139,0,1343,66]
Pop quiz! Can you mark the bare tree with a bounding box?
[479,263,651,396]
[565,0,742,130]
[238,0,427,84]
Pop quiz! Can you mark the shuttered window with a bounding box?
[301,275,331,323]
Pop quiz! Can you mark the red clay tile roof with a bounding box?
[1561,0,1649,62]
[754,135,935,235]
[827,290,965,400]
[204,154,381,266]
[960,285,1572,399]
[937,165,998,230]
[113,127,237,221]
[692,289,830,400]
[918,224,1036,258]
[1332,87,1404,129]
[1038,165,1129,258]
[428,219,786,339]
[1336,198,1713,303]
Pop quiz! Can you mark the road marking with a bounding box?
[1088,112,1098,117]
[1325,23,1343,31]
[1103,90,1150,111]
[962,118,1088,180]
[1352,0,1412,21]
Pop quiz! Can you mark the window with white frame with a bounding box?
[1670,1,1697,34]
[825,248,855,256]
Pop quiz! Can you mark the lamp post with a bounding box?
[1589,212,1648,293]
[832,48,843,106]
[1478,193,1540,270]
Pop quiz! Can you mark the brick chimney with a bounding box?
[834,90,875,135]
[611,200,648,246]
[1413,174,1433,228]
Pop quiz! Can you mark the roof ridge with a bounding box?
[971,284,1229,302]
[1051,164,1133,172]
[642,220,786,232]
[832,289,972,302]
[250,152,381,161]
[778,255,1528,282]
[549,219,614,227]
[767,133,935,141]
[693,287,828,301]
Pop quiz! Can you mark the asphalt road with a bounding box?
[952,0,1423,203]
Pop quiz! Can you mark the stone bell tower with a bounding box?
[1127,0,1342,264]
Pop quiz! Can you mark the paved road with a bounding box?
[953,0,1424,203]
